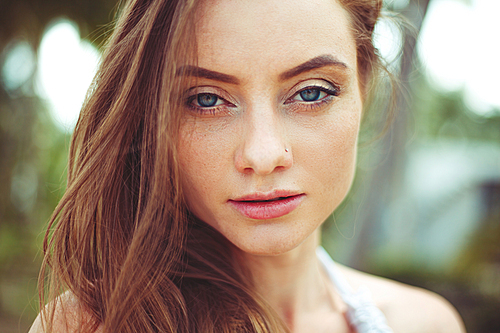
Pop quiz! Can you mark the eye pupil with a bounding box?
[198,93,218,107]
[300,88,320,101]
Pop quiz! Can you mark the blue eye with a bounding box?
[186,92,234,115]
[197,93,219,107]
[299,88,321,101]
[290,85,339,104]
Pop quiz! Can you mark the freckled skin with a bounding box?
[178,0,362,256]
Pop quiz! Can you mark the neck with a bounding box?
[237,230,338,330]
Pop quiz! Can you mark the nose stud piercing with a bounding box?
[285,148,289,152]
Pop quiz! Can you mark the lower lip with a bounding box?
[228,194,305,220]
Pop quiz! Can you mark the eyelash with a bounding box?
[286,85,339,110]
[186,94,235,116]
[185,84,340,115]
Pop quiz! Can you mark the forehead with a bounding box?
[195,0,357,81]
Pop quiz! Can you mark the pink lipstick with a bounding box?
[228,191,305,220]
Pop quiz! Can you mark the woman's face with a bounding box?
[178,0,362,255]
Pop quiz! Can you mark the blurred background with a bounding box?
[0,0,498,331]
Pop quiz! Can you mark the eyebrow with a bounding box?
[279,54,349,81]
[176,54,348,84]
[176,66,240,84]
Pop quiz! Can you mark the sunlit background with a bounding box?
[0,0,499,331]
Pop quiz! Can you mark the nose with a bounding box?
[235,105,293,175]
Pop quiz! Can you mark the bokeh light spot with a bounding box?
[36,18,100,132]
[1,39,36,93]
[418,0,500,116]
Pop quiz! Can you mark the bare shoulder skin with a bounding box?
[337,264,466,333]
[29,292,103,333]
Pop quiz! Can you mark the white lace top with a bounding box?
[316,247,394,333]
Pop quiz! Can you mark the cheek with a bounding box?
[325,109,360,200]
[292,101,361,207]
[177,120,236,219]
[323,112,359,178]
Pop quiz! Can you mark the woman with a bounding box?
[30,0,466,332]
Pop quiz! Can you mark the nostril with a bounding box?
[235,113,292,175]
[235,142,293,175]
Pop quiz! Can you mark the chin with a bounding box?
[223,219,321,257]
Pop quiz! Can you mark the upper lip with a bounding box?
[231,190,303,202]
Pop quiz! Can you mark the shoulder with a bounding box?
[337,264,466,333]
[29,292,103,333]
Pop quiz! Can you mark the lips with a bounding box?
[228,191,305,220]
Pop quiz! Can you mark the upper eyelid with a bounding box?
[186,85,231,96]
[286,81,340,101]
[289,79,340,94]
[185,87,235,105]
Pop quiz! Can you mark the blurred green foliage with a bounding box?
[0,88,70,330]
[412,75,500,142]
[1,1,116,329]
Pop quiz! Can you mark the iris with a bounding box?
[197,93,218,107]
[299,88,320,101]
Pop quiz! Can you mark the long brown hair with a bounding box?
[39,0,384,332]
